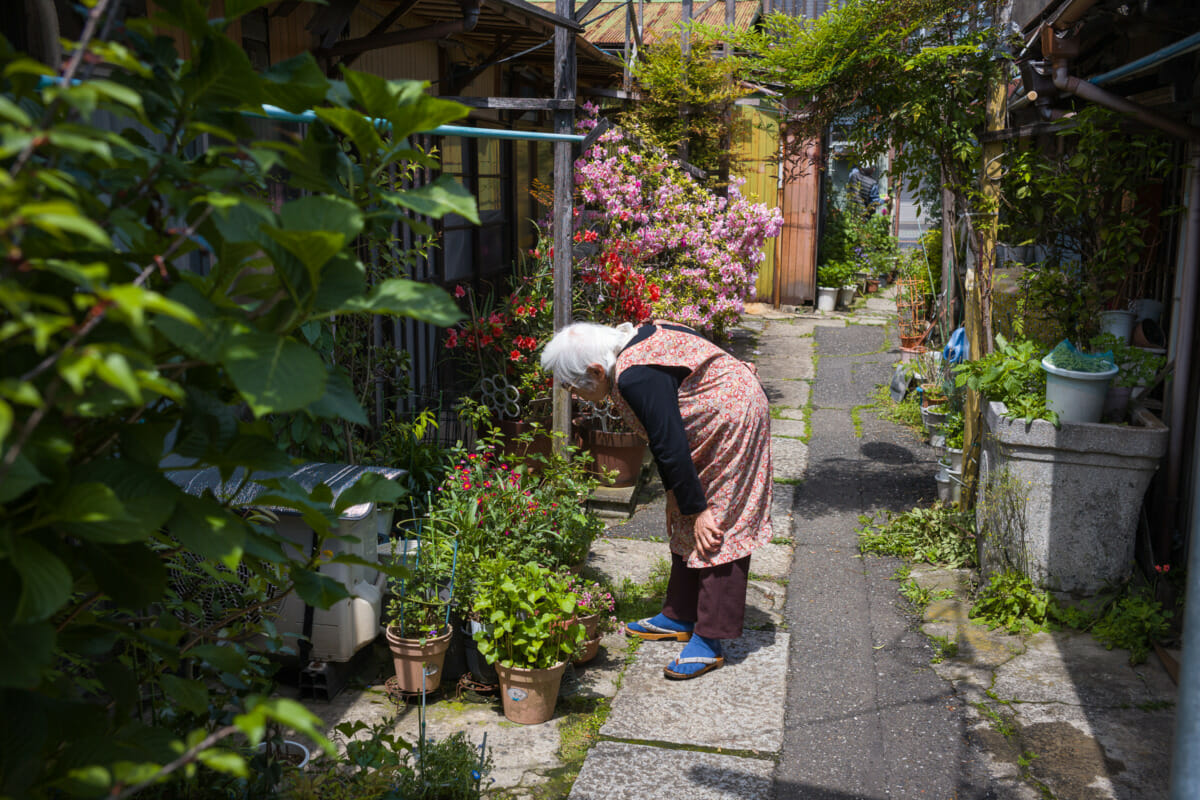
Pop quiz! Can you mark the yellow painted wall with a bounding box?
[732,105,781,302]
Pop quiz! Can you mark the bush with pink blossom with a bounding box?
[574,104,783,339]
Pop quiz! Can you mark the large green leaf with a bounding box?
[0,452,50,503]
[389,95,472,143]
[308,365,367,425]
[382,174,480,224]
[0,621,55,688]
[261,54,330,113]
[314,106,385,163]
[260,227,347,279]
[160,674,210,717]
[10,537,72,623]
[222,330,327,416]
[312,252,367,312]
[153,283,228,362]
[182,31,264,110]
[333,472,406,515]
[337,279,463,327]
[54,483,142,543]
[75,460,180,537]
[79,543,167,609]
[280,195,364,242]
[166,495,248,562]
[291,568,351,610]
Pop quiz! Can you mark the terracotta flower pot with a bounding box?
[386,625,452,695]
[572,636,601,666]
[498,418,553,464]
[495,661,567,725]
[578,613,601,639]
[584,428,647,487]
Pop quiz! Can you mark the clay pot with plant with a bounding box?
[385,532,456,695]
[471,558,585,725]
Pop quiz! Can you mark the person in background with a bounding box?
[541,321,773,680]
[847,164,880,218]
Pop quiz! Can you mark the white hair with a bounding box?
[541,322,637,390]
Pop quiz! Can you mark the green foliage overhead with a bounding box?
[0,1,474,796]
[621,33,750,185]
[726,0,1006,210]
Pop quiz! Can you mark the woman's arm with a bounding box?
[616,364,706,515]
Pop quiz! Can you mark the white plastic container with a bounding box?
[1041,357,1119,424]
[838,285,856,308]
[817,286,837,312]
[1098,310,1136,343]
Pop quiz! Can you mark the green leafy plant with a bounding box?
[970,570,1054,634]
[857,504,977,568]
[953,335,1054,424]
[386,528,455,640]
[939,410,965,449]
[1043,341,1114,374]
[1092,588,1172,665]
[1090,333,1166,389]
[471,558,586,670]
[0,3,474,796]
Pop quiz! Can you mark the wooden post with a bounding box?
[960,1,1010,508]
[551,0,577,446]
[941,178,956,328]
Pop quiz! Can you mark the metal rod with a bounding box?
[1090,31,1200,87]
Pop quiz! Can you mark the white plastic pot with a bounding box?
[817,286,837,312]
[1098,310,1136,343]
[838,285,857,308]
[1041,357,1119,424]
[1131,298,1164,323]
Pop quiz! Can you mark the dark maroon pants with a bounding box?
[661,552,751,640]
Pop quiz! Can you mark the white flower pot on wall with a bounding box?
[977,401,1168,597]
[1042,357,1118,424]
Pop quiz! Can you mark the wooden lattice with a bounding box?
[895,278,929,339]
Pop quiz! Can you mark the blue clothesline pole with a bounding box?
[257,104,587,142]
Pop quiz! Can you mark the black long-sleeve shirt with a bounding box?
[615,325,707,515]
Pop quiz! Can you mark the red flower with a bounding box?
[510,349,523,362]
[454,284,467,298]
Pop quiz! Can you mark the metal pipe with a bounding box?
[1050,60,1200,142]
[1091,31,1200,87]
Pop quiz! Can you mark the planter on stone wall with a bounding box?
[976,401,1169,598]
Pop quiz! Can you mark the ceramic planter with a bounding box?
[1098,309,1136,343]
[255,739,311,769]
[816,286,837,312]
[495,660,567,725]
[498,418,553,464]
[464,619,498,685]
[584,428,647,487]
[571,613,602,665]
[978,401,1169,597]
[1041,357,1119,424]
[386,625,452,695]
[838,285,856,308]
[921,404,948,435]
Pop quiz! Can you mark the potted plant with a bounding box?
[1088,333,1166,421]
[574,400,648,488]
[815,261,843,311]
[955,335,1170,597]
[385,531,456,695]
[1040,341,1118,425]
[564,576,617,665]
[471,558,586,725]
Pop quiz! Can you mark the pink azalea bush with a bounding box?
[574,104,783,338]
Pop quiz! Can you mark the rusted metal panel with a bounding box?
[532,0,760,45]
[777,133,820,305]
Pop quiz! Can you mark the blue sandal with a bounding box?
[664,655,725,680]
[624,617,693,642]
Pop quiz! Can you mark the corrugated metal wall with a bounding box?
[732,105,780,303]
[776,131,821,305]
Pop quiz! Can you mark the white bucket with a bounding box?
[817,286,837,312]
[1098,310,1136,343]
[1131,298,1164,323]
[838,286,857,308]
[1041,357,1119,424]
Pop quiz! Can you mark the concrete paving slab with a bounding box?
[762,379,810,415]
[586,536,670,587]
[769,418,807,438]
[568,741,774,800]
[771,435,808,481]
[602,630,788,751]
[748,541,792,580]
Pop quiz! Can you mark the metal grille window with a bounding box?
[438,133,513,283]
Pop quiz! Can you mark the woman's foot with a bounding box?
[624,613,694,641]
[664,634,724,679]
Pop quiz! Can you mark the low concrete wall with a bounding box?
[977,401,1169,597]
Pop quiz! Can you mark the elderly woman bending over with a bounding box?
[541,321,772,679]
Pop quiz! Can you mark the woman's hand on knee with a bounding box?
[692,508,723,559]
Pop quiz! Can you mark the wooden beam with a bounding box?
[484,0,584,32]
[551,0,576,448]
[442,96,576,110]
[271,0,303,18]
[339,0,421,69]
[581,86,640,100]
[446,32,521,94]
[575,0,605,22]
